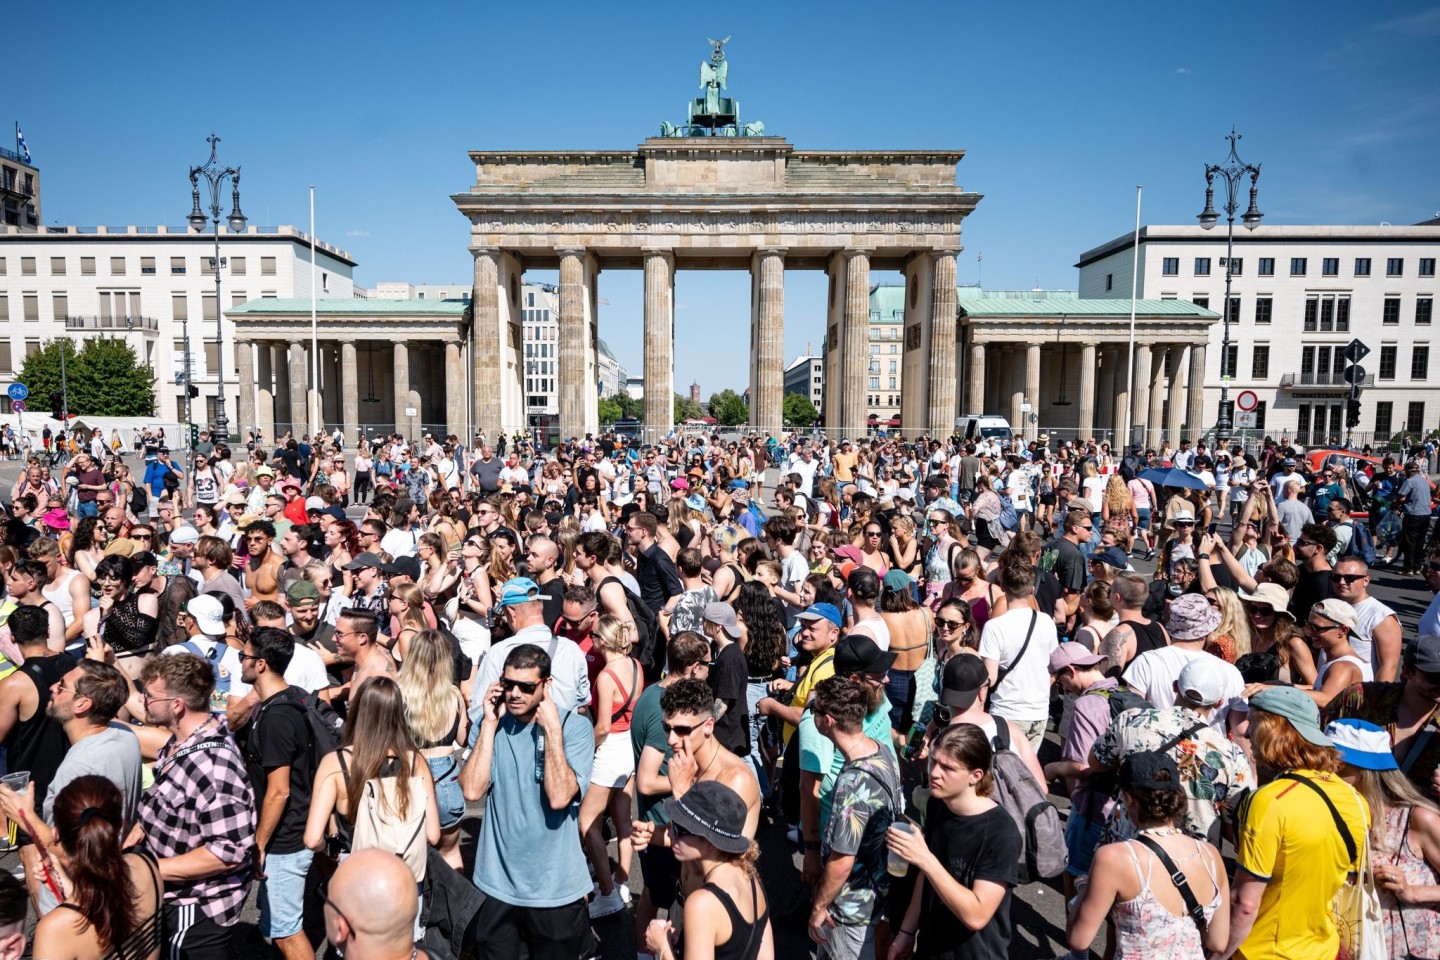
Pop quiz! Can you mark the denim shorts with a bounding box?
[259,848,315,939]
[1135,507,1152,531]
[428,753,465,830]
[1064,811,1106,878]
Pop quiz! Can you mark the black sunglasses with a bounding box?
[1330,573,1366,584]
[500,678,540,694]
[662,721,700,737]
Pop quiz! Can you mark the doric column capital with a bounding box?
[468,244,500,260]
[642,248,675,265]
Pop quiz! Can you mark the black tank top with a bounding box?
[1131,617,1169,657]
[8,652,77,801]
[703,877,768,960]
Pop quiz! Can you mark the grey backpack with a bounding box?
[991,720,1067,883]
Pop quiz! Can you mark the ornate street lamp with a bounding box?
[1198,128,1261,445]
[188,133,246,441]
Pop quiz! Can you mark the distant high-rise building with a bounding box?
[690,381,701,404]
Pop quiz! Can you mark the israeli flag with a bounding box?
[15,128,29,164]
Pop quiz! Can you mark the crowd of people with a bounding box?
[0,423,1435,960]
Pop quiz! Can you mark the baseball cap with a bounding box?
[286,580,320,604]
[1177,657,1230,707]
[341,551,388,571]
[169,525,201,545]
[254,466,275,477]
[701,602,741,639]
[1049,642,1105,673]
[185,594,226,637]
[131,550,159,568]
[1406,635,1440,672]
[1118,751,1184,793]
[882,569,914,594]
[304,496,326,512]
[496,577,541,607]
[728,479,750,491]
[833,635,897,677]
[670,477,689,491]
[1249,685,1333,747]
[1092,546,1130,570]
[939,653,989,709]
[319,505,347,522]
[1311,598,1358,632]
[1325,718,1399,771]
[796,603,842,627]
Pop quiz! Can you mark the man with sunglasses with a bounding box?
[1290,522,1337,621]
[1327,557,1401,682]
[470,578,590,720]
[1285,599,1371,710]
[463,643,596,960]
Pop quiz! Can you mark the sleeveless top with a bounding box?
[1110,837,1220,960]
[9,652,76,802]
[42,569,80,626]
[598,659,641,733]
[103,593,159,655]
[704,876,768,960]
[1381,805,1440,959]
[56,849,162,960]
[1130,618,1168,658]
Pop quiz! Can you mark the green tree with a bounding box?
[17,337,156,418]
[598,393,644,424]
[783,391,820,427]
[674,393,705,423]
[708,389,749,426]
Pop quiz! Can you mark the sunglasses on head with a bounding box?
[500,678,540,694]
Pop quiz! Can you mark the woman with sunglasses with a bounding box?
[911,598,980,732]
[1240,584,1311,685]
[82,555,159,669]
[857,521,891,576]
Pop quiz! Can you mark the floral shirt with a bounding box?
[1092,705,1253,843]
[821,747,901,926]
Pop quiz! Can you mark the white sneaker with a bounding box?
[588,888,626,918]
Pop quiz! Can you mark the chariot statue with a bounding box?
[658,36,767,138]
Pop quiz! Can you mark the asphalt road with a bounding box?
[2,452,1436,959]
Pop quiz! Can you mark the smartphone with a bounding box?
[1206,521,1218,536]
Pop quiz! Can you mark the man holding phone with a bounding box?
[462,643,596,960]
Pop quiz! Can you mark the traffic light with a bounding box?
[49,391,63,421]
[1346,398,1362,429]
[188,384,199,398]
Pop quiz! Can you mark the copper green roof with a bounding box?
[958,297,1217,318]
[227,298,468,315]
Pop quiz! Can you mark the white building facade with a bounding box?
[783,353,823,414]
[0,224,355,427]
[1077,224,1440,446]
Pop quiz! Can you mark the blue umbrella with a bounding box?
[1138,466,1209,491]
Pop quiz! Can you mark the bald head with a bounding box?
[526,536,559,574]
[326,849,417,950]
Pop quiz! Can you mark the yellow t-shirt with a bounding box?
[781,647,835,745]
[1235,769,1369,960]
[832,451,858,483]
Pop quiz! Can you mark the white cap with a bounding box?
[170,525,201,545]
[304,496,326,511]
[1177,656,1229,707]
[184,594,226,637]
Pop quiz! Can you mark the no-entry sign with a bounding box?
[1235,390,1259,412]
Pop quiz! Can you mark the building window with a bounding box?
[1221,344,1239,378]
[202,295,217,323]
[1407,402,1425,434]
[50,257,65,276]
[1162,257,1179,276]
[1421,258,1436,278]
[888,377,897,389]
[1375,401,1393,438]
[1254,400,1267,431]
[1194,257,1211,276]
[261,257,277,276]
[140,257,156,275]
[20,257,35,276]
[22,295,37,322]
[24,339,40,359]
[1383,298,1401,324]
[1320,298,1334,331]
[1224,257,1243,276]
[0,342,10,373]
[1255,297,1273,324]
[1355,257,1371,277]
[80,257,95,276]
[170,257,186,275]
[1387,258,1404,277]
[1105,273,1113,291]
[172,295,187,321]
[1304,299,1318,331]
[231,257,246,276]
[1225,297,1240,323]
[230,292,246,308]
[0,295,7,321]
[1412,345,1429,380]
[868,378,879,390]
[0,258,5,276]
[1416,298,1433,325]
[1251,345,1269,379]
[1297,404,1311,442]
[1322,257,1339,277]
[869,360,880,373]
[1378,345,1398,380]
[1290,257,1307,276]
[1258,257,1275,276]
[1337,297,1351,332]
[1192,296,1209,310]
[869,344,879,355]
[110,257,125,276]
[52,294,68,320]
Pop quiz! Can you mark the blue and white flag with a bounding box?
[15,127,29,164]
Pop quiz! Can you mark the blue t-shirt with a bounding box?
[473,709,594,907]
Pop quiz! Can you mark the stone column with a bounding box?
[966,342,986,419]
[644,251,676,440]
[1077,342,1097,441]
[256,343,276,445]
[1131,345,1150,447]
[470,247,502,434]
[1147,345,1167,450]
[749,248,784,436]
[1024,342,1041,441]
[557,248,589,442]
[340,341,359,445]
[841,250,871,436]
[1009,350,1025,435]
[441,341,463,438]
[927,252,958,436]
[1186,343,1207,442]
[236,340,256,440]
[1097,348,1116,444]
[1110,347,1129,445]
[899,253,933,432]
[393,342,410,437]
[1167,344,1189,445]
[287,342,308,438]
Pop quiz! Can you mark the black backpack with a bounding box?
[129,482,148,515]
[252,688,343,764]
[600,576,662,682]
[1081,683,1152,796]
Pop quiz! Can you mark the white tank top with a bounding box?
[42,569,80,626]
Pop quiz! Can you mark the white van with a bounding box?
[954,414,1014,442]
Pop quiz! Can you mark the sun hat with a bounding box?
[253,466,275,478]
[169,525,201,545]
[1177,656,1231,707]
[1325,719,1398,771]
[1118,751,1184,793]
[669,477,689,492]
[701,602,741,639]
[1166,594,1221,641]
[496,577,541,607]
[1249,685,1333,747]
[1310,598,1358,632]
[41,508,70,530]
[1239,582,1294,619]
[796,603,842,627]
[102,538,138,558]
[939,653,989,709]
[279,477,302,492]
[222,488,248,507]
[1049,642,1105,674]
[1171,507,1196,523]
[833,634,897,676]
[662,781,750,855]
[184,594,226,637]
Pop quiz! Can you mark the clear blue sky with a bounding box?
[16,2,1438,397]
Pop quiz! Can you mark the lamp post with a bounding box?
[187,133,247,442]
[1197,128,1262,446]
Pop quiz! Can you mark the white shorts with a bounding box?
[590,730,636,788]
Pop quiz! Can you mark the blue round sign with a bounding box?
[6,383,27,402]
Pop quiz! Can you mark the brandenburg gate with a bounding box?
[453,40,981,441]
